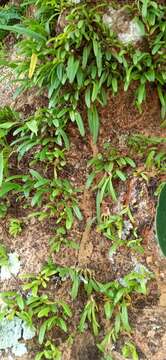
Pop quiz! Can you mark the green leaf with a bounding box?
[75,112,85,137]
[157,86,166,120]
[31,190,44,207]
[134,17,145,36]
[96,190,101,223]
[0,182,21,197]
[0,24,46,41]
[0,122,17,129]
[82,45,91,70]
[39,321,47,344]
[73,205,83,221]
[59,301,72,317]
[137,83,146,105]
[114,288,125,305]
[142,0,148,18]
[152,43,161,55]
[125,157,136,168]
[93,38,98,58]
[145,150,155,169]
[30,169,43,180]
[91,82,99,102]
[108,178,117,202]
[87,105,99,144]
[145,69,155,82]
[67,56,80,84]
[115,169,127,181]
[112,77,118,94]
[156,183,166,256]
[38,307,50,318]
[71,272,80,300]
[85,87,91,108]
[85,172,95,189]
[104,301,114,320]
[27,120,38,135]
[78,309,87,333]
[121,302,131,332]
[0,151,3,187]
[35,353,43,360]
[57,63,64,82]
[56,317,67,332]
[100,177,109,202]
[29,53,38,79]
[66,207,73,230]
[16,295,24,311]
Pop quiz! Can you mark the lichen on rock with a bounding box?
[0,252,20,281]
[103,7,143,44]
[0,316,35,357]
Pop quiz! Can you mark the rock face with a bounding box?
[103,7,143,45]
[0,252,20,281]
[0,316,35,357]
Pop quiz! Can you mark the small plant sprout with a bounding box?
[78,296,100,336]
[0,243,9,267]
[98,206,144,255]
[86,145,136,221]
[8,219,22,238]
[122,341,139,360]
[35,341,62,360]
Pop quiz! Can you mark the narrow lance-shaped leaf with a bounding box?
[156,183,166,256]
[0,24,46,41]
[0,151,3,187]
[88,105,99,144]
[29,53,38,79]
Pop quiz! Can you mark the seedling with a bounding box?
[86,145,135,221]
[0,172,82,230]
[49,226,79,253]
[8,218,22,238]
[0,243,9,267]
[98,206,143,255]
[21,264,59,296]
[122,341,138,360]
[35,341,62,360]
[26,295,72,344]
[128,134,166,175]
[97,329,114,359]
[78,296,100,336]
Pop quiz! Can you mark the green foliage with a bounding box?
[0,5,21,40]
[98,206,144,255]
[0,243,9,267]
[49,226,79,253]
[78,296,100,336]
[128,133,166,175]
[128,134,166,154]
[0,171,82,229]
[12,107,70,160]
[0,0,162,357]
[0,106,82,231]
[156,183,166,256]
[97,329,113,359]
[35,341,62,360]
[86,145,135,220]
[122,341,138,360]
[0,260,152,357]
[8,218,22,237]
[0,0,165,141]
[0,106,19,185]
